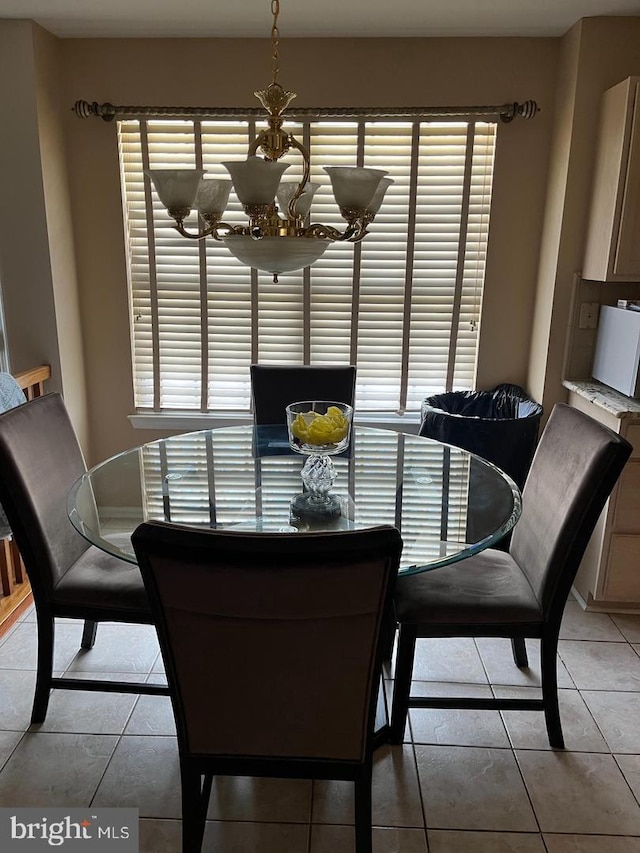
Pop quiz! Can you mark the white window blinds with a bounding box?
[118,116,496,415]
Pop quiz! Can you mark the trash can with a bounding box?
[420,383,543,490]
[420,384,542,549]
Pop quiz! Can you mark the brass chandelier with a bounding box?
[145,0,392,282]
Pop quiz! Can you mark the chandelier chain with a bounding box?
[271,0,280,85]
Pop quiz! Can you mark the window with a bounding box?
[118,115,496,416]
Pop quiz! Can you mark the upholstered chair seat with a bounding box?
[394,549,543,627]
[51,546,151,614]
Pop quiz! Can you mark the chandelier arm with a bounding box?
[172,218,247,240]
[173,221,217,240]
[337,225,360,242]
[304,224,341,240]
[247,130,268,157]
[210,222,246,240]
[303,223,360,241]
[285,135,311,219]
[347,212,375,242]
[348,226,370,243]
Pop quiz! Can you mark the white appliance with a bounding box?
[592,305,640,397]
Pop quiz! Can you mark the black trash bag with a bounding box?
[419,383,543,490]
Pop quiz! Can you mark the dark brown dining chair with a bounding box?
[250,363,356,425]
[0,393,166,724]
[389,403,631,749]
[132,521,403,853]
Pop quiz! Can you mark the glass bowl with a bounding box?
[286,401,353,455]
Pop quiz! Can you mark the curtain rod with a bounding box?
[73,99,539,124]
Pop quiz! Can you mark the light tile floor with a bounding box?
[0,599,639,852]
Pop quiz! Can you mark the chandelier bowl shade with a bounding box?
[195,179,233,216]
[322,167,388,209]
[222,235,331,275]
[221,157,290,205]
[145,169,206,210]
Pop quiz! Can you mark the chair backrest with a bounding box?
[0,393,91,594]
[0,373,26,538]
[132,522,402,763]
[510,403,631,617]
[250,364,356,425]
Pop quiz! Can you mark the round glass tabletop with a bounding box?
[68,425,521,576]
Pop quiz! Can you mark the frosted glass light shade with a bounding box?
[276,182,321,219]
[323,167,388,209]
[145,169,205,210]
[367,177,394,215]
[221,156,290,205]
[222,235,330,275]
[195,179,233,216]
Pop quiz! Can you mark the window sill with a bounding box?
[128,411,421,434]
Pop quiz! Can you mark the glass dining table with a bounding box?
[67,424,522,576]
[67,423,521,746]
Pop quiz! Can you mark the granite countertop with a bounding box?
[563,379,640,417]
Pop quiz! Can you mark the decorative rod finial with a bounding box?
[73,100,116,122]
[499,100,539,123]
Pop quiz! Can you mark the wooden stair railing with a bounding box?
[0,365,51,636]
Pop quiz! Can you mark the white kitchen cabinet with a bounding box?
[583,77,640,282]
[564,380,640,612]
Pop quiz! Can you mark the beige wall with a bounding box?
[528,17,640,414]
[58,35,558,462]
[33,25,89,450]
[0,21,90,451]
[0,25,62,380]
[2,20,638,465]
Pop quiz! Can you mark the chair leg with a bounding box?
[380,610,397,662]
[31,615,55,724]
[201,771,214,814]
[81,620,98,650]
[389,625,417,744]
[511,637,528,668]
[541,633,564,749]
[180,762,210,853]
[354,766,373,853]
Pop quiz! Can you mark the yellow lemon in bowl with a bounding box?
[291,406,349,446]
